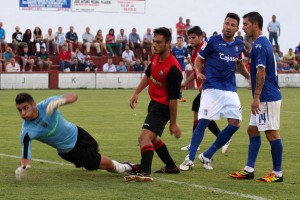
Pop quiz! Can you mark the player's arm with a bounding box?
[181,72,195,88]
[194,55,206,82]
[167,66,182,138]
[236,60,250,80]
[15,132,32,180]
[46,94,78,116]
[252,66,265,115]
[129,65,150,109]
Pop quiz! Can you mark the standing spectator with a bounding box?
[0,22,8,52]
[142,28,153,53]
[12,26,24,55]
[102,58,116,72]
[105,28,119,57]
[44,28,57,55]
[116,28,127,56]
[22,29,33,55]
[59,45,72,71]
[20,46,34,72]
[36,46,52,71]
[124,27,182,182]
[267,15,280,50]
[55,27,68,54]
[116,60,127,72]
[129,28,142,55]
[66,26,82,53]
[95,29,109,56]
[5,58,20,72]
[176,17,186,38]
[82,27,100,55]
[33,26,45,54]
[132,58,145,72]
[185,19,193,43]
[122,44,136,71]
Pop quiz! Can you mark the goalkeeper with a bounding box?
[14,92,136,180]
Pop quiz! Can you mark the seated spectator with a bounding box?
[142,28,153,53]
[235,30,243,40]
[36,46,52,71]
[278,51,284,63]
[55,27,68,54]
[33,26,46,54]
[0,22,8,52]
[129,28,142,55]
[22,29,33,55]
[5,58,20,72]
[58,45,72,71]
[103,58,116,72]
[106,28,119,56]
[284,48,295,66]
[12,26,25,55]
[70,58,85,72]
[273,45,279,62]
[72,47,85,64]
[122,44,136,71]
[86,59,97,72]
[0,52,3,72]
[20,46,34,72]
[278,62,292,72]
[95,29,109,56]
[44,28,57,55]
[116,28,127,56]
[140,47,150,67]
[116,60,127,72]
[66,26,82,52]
[132,58,145,72]
[3,47,15,67]
[291,61,300,71]
[82,26,100,55]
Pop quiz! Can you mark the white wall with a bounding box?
[0,0,298,53]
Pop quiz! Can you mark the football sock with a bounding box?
[111,160,127,173]
[246,135,261,169]
[204,124,239,159]
[153,139,176,169]
[189,119,209,161]
[193,119,198,132]
[179,91,182,99]
[140,144,154,174]
[270,139,283,173]
[207,120,220,137]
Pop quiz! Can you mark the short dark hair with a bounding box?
[243,12,263,30]
[225,12,240,25]
[15,93,34,105]
[153,27,171,43]
[188,26,203,37]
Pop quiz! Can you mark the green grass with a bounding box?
[0,88,299,200]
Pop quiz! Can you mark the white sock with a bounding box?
[244,166,254,173]
[111,160,126,173]
[273,170,282,177]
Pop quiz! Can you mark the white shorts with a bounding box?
[249,100,281,131]
[198,89,242,121]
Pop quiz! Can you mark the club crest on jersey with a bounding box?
[235,45,239,52]
[159,70,164,76]
[255,44,262,49]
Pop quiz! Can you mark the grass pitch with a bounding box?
[0,88,299,200]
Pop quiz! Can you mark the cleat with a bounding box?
[256,172,283,183]
[179,97,186,102]
[154,166,180,174]
[180,144,200,151]
[179,157,194,171]
[222,139,231,153]
[229,169,255,179]
[124,172,153,182]
[122,161,141,173]
[198,153,213,170]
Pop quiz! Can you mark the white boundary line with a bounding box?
[1,153,270,200]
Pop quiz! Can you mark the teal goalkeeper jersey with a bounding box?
[19,96,78,160]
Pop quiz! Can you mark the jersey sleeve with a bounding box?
[166,66,182,100]
[20,128,32,160]
[253,43,267,69]
[145,63,151,77]
[198,39,213,59]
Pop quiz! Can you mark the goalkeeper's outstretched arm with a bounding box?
[46,94,78,116]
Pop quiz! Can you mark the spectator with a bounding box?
[185,19,193,42]
[273,45,279,62]
[44,28,57,55]
[278,51,284,63]
[116,28,127,56]
[0,52,3,72]
[235,30,244,40]
[82,26,100,55]
[291,61,300,71]
[129,28,142,54]
[3,47,15,67]
[5,57,20,72]
[280,62,292,72]
[0,22,8,52]
[86,59,97,72]
[71,47,85,64]
[55,27,68,54]
[70,58,84,72]
[22,29,33,55]
[140,47,150,67]
[95,29,109,56]
[142,28,153,52]
[103,58,116,72]
[132,58,145,72]
[202,31,208,42]
[36,46,52,71]
[122,44,136,71]
[20,46,34,72]
[176,16,186,37]
[66,26,82,52]
[58,45,72,71]
[116,60,127,72]
[295,42,300,54]
[33,26,45,54]
[284,48,295,66]
[105,28,119,56]
[81,49,96,71]
[212,31,218,36]
[12,26,24,55]
[267,15,280,49]
[168,28,177,47]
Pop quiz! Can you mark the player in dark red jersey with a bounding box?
[124,27,182,182]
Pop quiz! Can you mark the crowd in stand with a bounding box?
[0,15,299,73]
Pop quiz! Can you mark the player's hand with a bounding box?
[169,124,181,138]
[15,165,30,180]
[46,98,66,116]
[129,94,138,109]
[181,82,187,89]
[196,73,206,82]
[251,99,261,115]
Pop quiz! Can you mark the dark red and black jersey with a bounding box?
[192,41,205,89]
[147,54,182,105]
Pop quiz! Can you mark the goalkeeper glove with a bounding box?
[46,98,66,116]
[15,165,31,180]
